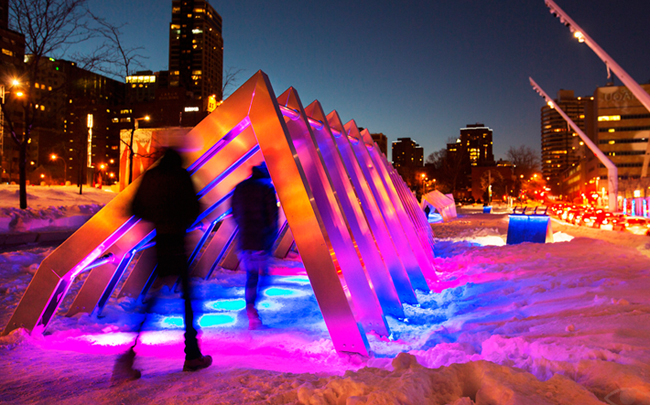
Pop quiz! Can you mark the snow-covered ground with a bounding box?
[1,190,650,404]
[0,185,115,234]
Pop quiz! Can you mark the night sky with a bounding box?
[80,0,650,161]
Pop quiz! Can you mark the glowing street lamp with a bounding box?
[50,153,67,183]
[128,115,151,184]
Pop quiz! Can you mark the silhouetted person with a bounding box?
[231,163,279,330]
[113,148,211,383]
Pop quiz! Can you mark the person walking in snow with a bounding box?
[113,147,211,383]
[231,162,279,330]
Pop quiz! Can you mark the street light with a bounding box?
[50,154,67,184]
[420,173,427,197]
[128,115,151,185]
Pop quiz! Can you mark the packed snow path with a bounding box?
[2,205,650,404]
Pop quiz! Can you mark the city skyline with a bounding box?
[74,0,650,161]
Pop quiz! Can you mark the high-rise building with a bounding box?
[446,123,495,196]
[169,0,223,103]
[392,137,423,169]
[391,137,424,190]
[540,90,588,194]
[0,0,25,180]
[456,123,494,167]
[595,84,650,183]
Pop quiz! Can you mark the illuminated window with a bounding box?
[608,140,615,144]
[170,24,180,29]
[172,6,180,13]
[2,48,13,56]
[598,115,621,122]
[608,129,615,133]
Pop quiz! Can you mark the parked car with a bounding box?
[619,217,650,235]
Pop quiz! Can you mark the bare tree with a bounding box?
[75,14,148,79]
[222,66,245,99]
[506,145,540,178]
[426,147,467,194]
[1,0,145,207]
[0,0,98,208]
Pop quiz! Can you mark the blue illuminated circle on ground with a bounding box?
[161,316,184,328]
[198,314,237,327]
[263,287,304,297]
[282,276,310,284]
[208,299,246,311]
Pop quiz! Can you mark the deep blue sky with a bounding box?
[81,0,650,161]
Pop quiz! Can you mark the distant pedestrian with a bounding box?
[231,162,279,330]
[112,148,211,383]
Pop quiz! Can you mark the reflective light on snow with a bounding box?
[206,298,246,311]
[471,236,506,246]
[161,316,184,328]
[282,276,310,284]
[198,314,237,327]
[79,332,136,346]
[259,300,282,310]
[263,287,305,297]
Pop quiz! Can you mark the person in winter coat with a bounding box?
[113,148,211,383]
[231,162,279,330]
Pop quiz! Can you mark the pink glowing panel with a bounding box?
[346,123,432,291]
[276,88,389,337]
[300,100,404,319]
[326,111,418,306]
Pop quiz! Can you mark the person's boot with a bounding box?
[247,305,267,330]
[111,347,141,385]
[183,355,213,371]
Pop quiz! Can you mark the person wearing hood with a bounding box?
[231,162,279,330]
[113,148,211,383]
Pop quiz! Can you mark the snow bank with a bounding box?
[0,185,115,234]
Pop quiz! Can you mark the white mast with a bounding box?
[544,0,650,177]
[530,78,618,212]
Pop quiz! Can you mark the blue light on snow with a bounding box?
[198,314,237,328]
[207,298,246,311]
[282,276,310,285]
[161,316,184,328]
[264,287,304,297]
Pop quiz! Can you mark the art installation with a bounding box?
[421,191,457,222]
[2,71,436,356]
[506,207,553,245]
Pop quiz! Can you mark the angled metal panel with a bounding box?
[118,246,157,299]
[345,123,431,292]
[66,224,154,316]
[326,111,418,305]
[273,221,295,259]
[248,74,370,354]
[276,88,389,337]
[2,183,145,335]
[303,100,404,319]
[360,129,436,273]
[190,216,238,278]
[218,235,240,270]
[382,158,436,257]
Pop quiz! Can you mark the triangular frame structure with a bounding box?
[3,71,436,355]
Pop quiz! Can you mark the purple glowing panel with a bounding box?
[276,88,389,337]
[345,123,431,292]
[301,100,404,319]
[326,111,418,306]
[361,131,436,272]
